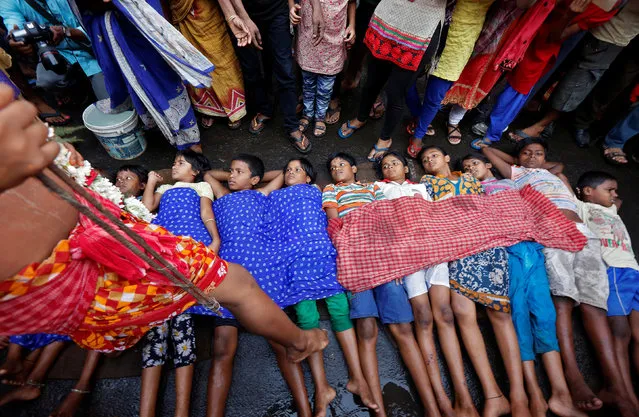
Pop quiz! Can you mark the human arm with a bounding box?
[258,170,284,196]
[480,145,514,179]
[543,161,564,175]
[344,0,356,48]
[203,171,231,199]
[200,197,221,253]
[289,0,302,25]
[556,172,574,194]
[229,0,263,49]
[322,185,339,219]
[310,0,325,46]
[141,171,163,211]
[550,0,591,42]
[219,0,252,47]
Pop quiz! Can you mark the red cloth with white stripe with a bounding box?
[327,186,587,293]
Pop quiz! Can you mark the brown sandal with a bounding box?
[313,121,327,138]
[288,131,312,154]
[298,116,311,133]
[249,113,271,134]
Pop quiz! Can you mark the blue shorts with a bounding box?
[607,267,639,316]
[349,281,413,324]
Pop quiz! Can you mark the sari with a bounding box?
[82,0,215,149]
[171,0,246,122]
[443,0,554,109]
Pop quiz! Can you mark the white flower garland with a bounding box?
[53,144,155,222]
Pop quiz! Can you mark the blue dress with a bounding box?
[10,334,71,350]
[153,186,214,316]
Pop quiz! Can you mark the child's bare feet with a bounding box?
[454,397,480,417]
[287,329,328,363]
[0,359,24,385]
[313,385,336,417]
[49,389,90,417]
[528,390,547,417]
[482,395,510,417]
[597,386,639,417]
[0,380,43,406]
[568,378,602,411]
[547,392,587,417]
[346,378,379,412]
[510,397,531,417]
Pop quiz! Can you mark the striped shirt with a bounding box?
[511,166,577,213]
[322,182,386,218]
[481,177,516,195]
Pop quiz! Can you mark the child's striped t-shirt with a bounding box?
[322,182,386,218]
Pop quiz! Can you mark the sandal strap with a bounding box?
[26,379,45,388]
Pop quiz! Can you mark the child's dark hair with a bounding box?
[377,150,409,179]
[515,137,549,156]
[326,152,357,172]
[575,171,617,200]
[114,164,149,184]
[176,150,212,182]
[460,153,503,179]
[417,145,448,162]
[233,153,265,180]
[284,158,316,183]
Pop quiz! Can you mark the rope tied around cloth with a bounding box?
[36,165,221,315]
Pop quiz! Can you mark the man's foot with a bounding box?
[528,391,548,417]
[603,147,628,165]
[367,138,392,162]
[248,113,271,134]
[313,386,336,417]
[0,380,43,407]
[548,392,587,417]
[346,378,379,412]
[573,129,590,148]
[597,387,639,417]
[49,388,91,417]
[568,378,602,411]
[482,395,510,417]
[287,329,328,363]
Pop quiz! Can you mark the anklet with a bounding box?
[71,388,91,394]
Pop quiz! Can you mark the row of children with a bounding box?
[1,138,638,417]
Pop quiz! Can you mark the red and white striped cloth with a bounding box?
[327,185,587,293]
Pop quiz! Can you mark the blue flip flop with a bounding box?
[470,138,493,150]
[367,144,390,162]
[338,120,364,139]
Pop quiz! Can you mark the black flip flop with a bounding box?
[288,132,312,154]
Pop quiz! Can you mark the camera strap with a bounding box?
[23,0,94,54]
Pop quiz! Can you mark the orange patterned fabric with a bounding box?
[0,190,228,352]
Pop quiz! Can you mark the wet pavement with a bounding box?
[1,85,638,417]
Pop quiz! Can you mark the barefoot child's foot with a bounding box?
[49,388,91,417]
[346,378,379,412]
[0,359,24,385]
[313,386,336,417]
[548,393,587,417]
[569,379,602,411]
[0,379,44,407]
[482,394,510,417]
[510,397,531,417]
[528,392,548,417]
[454,399,480,417]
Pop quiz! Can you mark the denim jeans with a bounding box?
[604,103,639,150]
[301,70,336,121]
[234,11,297,133]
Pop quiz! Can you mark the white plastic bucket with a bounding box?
[82,104,147,160]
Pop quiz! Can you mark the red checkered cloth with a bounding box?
[0,188,228,352]
[327,186,587,293]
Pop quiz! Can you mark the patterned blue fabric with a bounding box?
[152,187,214,316]
[10,334,71,350]
[213,187,344,318]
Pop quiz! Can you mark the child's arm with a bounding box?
[344,0,356,48]
[203,171,230,200]
[480,146,514,179]
[141,171,163,211]
[200,197,221,253]
[258,170,284,196]
[556,172,575,195]
[322,185,339,219]
[289,0,301,25]
[543,161,564,175]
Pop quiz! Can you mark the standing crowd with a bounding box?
[0,0,639,417]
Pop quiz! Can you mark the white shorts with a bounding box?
[403,263,450,299]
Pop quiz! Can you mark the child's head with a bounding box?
[418,146,450,175]
[172,150,211,183]
[461,153,494,181]
[326,152,357,184]
[284,158,315,186]
[380,151,409,182]
[229,154,265,191]
[576,171,618,207]
[516,138,548,169]
[114,164,148,198]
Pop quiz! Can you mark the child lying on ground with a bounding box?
[480,139,639,417]
[374,151,454,417]
[322,152,439,417]
[462,153,586,417]
[419,146,527,417]
[114,164,148,199]
[140,150,220,417]
[575,171,639,411]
